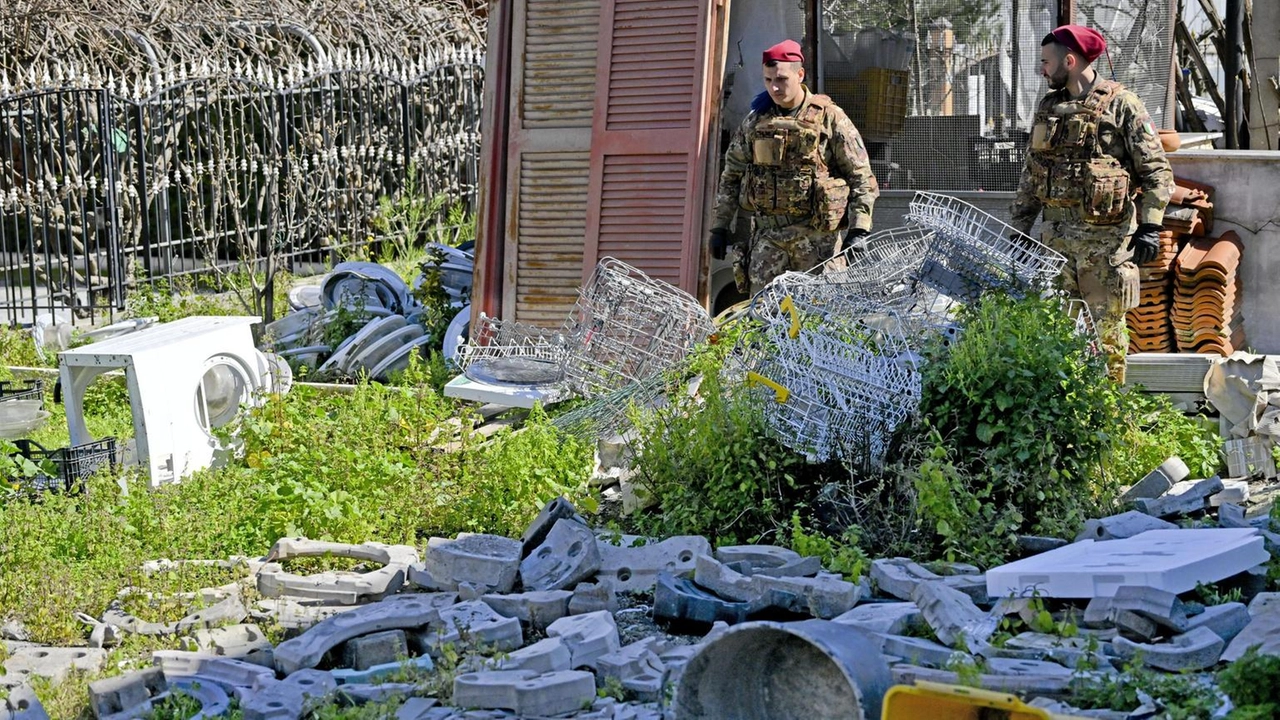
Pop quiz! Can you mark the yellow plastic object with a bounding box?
[779,296,800,339]
[827,68,909,138]
[882,682,1091,720]
[745,372,789,403]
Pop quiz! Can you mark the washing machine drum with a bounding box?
[195,355,260,431]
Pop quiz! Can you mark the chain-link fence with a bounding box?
[818,0,1173,192]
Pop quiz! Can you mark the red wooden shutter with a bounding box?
[502,0,602,326]
[582,0,724,293]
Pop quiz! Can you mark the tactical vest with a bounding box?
[741,93,850,232]
[1025,80,1131,226]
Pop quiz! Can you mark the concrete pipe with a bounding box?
[674,620,891,720]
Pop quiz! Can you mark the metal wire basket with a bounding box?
[818,226,934,296]
[561,258,715,398]
[733,295,922,468]
[455,313,568,385]
[906,191,1066,295]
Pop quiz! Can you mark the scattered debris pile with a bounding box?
[264,248,473,382]
[730,192,1070,469]
[1127,177,1245,356]
[10,468,1280,720]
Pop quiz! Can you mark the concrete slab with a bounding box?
[493,637,572,674]
[88,667,167,720]
[1222,591,1280,661]
[597,535,710,593]
[336,683,419,705]
[1076,511,1179,542]
[186,623,273,665]
[879,634,969,669]
[986,529,1269,599]
[239,668,336,720]
[596,638,668,702]
[1110,585,1192,631]
[331,655,434,685]
[480,590,572,631]
[1186,602,1249,644]
[413,534,522,594]
[911,582,997,649]
[0,685,48,720]
[452,669,596,716]
[692,555,756,602]
[152,651,277,692]
[1112,626,1225,671]
[546,610,621,670]
[871,558,941,600]
[341,629,408,671]
[273,593,446,674]
[395,697,442,720]
[832,602,922,635]
[253,597,363,631]
[2,646,107,686]
[753,573,863,619]
[569,579,618,615]
[519,518,602,592]
[1210,479,1251,507]
[713,545,802,571]
[435,601,523,652]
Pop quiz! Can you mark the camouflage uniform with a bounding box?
[711,88,879,290]
[1010,79,1173,381]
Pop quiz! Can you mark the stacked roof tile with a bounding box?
[1126,177,1242,356]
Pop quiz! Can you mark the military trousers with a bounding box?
[1041,221,1141,383]
[746,216,843,290]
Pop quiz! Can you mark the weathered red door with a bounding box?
[482,0,728,327]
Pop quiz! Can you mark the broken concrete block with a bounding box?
[102,594,247,637]
[519,518,602,591]
[1016,536,1068,554]
[186,623,273,666]
[435,601,523,652]
[2,646,107,686]
[596,535,710,593]
[692,555,756,602]
[1110,585,1192,631]
[256,538,418,604]
[1003,632,1106,669]
[569,579,618,615]
[1112,626,1225,671]
[163,679,230,719]
[911,581,997,649]
[546,610,621,670]
[1076,511,1179,542]
[1121,457,1189,502]
[494,637,572,674]
[832,602,922,635]
[1218,502,1252,529]
[654,572,751,631]
[1132,477,1224,518]
[413,534,522,594]
[1223,592,1280,661]
[253,597,362,631]
[890,664,1071,697]
[1,684,48,720]
[240,668,336,720]
[984,657,1073,678]
[618,473,655,516]
[480,590,572,631]
[1210,479,1251,507]
[880,634,970,668]
[940,574,990,604]
[597,639,667,702]
[753,573,862,619]
[521,496,581,557]
[454,669,596,716]
[331,655,433,685]
[394,697,441,720]
[336,683,418,705]
[923,562,982,577]
[871,558,941,600]
[1185,602,1249,644]
[273,593,446,674]
[152,651,276,691]
[713,545,807,574]
[987,528,1269,599]
[88,667,167,720]
[1082,596,1114,628]
[341,629,407,671]
[1112,609,1160,642]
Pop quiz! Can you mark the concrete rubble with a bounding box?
[23,476,1280,720]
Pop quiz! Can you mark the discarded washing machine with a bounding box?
[59,316,283,486]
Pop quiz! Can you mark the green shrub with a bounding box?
[1218,646,1280,718]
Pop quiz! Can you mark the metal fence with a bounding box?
[0,47,484,326]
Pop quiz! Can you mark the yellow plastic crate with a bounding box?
[882,681,1091,720]
[826,67,909,138]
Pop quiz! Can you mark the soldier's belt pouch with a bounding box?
[1030,120,1055,150]
[811,175,849,232]
[753,134,786,166]
[1114,261,1140,312]
[1081,160,1130,225]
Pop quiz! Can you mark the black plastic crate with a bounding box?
[968,132,1029,191]
[0,379,44,403]
[10,437,118,494]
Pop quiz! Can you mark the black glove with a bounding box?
[845,227,870,252]
[709,228,730,261]
[1130,223,1163,266]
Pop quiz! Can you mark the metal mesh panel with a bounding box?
[1075,0,1174,129]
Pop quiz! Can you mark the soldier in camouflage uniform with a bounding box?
[1010,25,1173,382]
[709,39,879,292]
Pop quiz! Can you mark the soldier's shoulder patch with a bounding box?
[1138,113,1156,137]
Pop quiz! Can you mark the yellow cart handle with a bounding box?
[746,372,790,403]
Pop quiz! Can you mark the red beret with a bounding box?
[1043,25,1106,62]
[762,40,804,65]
